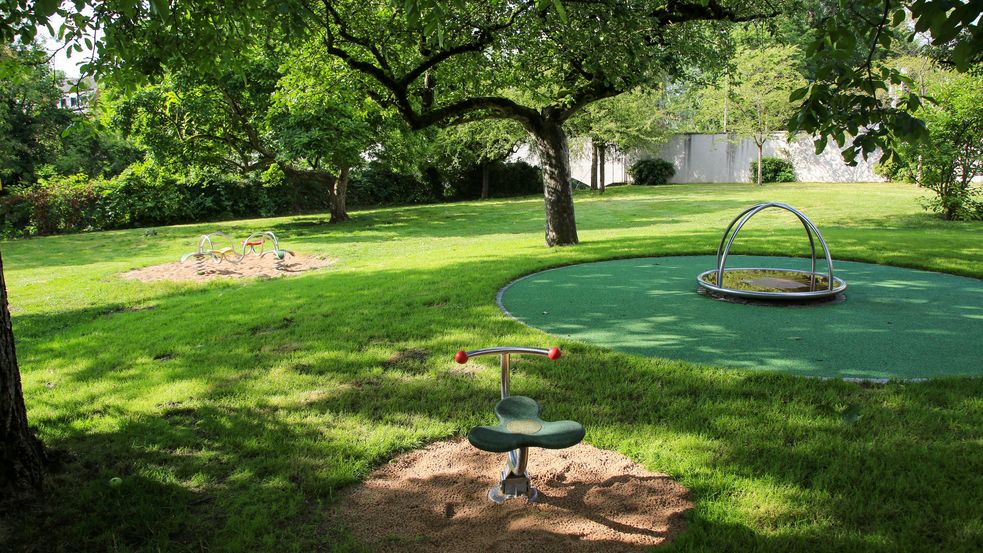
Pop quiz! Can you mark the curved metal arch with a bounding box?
[180,231,291,265]
[241,231,282,257]
[715,202,835,291]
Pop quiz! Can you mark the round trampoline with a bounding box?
[498,256,983,380]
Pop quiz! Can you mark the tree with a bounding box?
[0,251,45,492]
[431,120,526,199]
[3,1,775,246]
[790,0,983,162]
[568,87,674,193]
[700,45,805,185]
[0,45,71,188]
[900,71,983,220]
[113,52,387,223]
[302,1,774,244]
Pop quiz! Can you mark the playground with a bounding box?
[500,255,983,380]
[122,231,334,282]
[4,183,983,552]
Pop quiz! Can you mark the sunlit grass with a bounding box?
[3,183,983,552]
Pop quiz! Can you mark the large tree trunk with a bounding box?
[0,252,45,492]
[598,143,607,194]
[279,164,347,223]
[533,123,578,246]
[590,141,598,191]
[332,165,350,223]
[480,161,491,199]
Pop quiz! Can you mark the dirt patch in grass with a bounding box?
[334,438,692,552]
[120,254,335,283]
[385,348,430,368]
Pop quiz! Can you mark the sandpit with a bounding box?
[120,254,335,283]
[334,438,692,552]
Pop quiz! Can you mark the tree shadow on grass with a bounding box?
[6,239,983,552]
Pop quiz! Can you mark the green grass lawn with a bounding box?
[3,183,982,552]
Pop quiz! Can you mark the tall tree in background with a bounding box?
[114,52,393,223]
[701,46,805,185]
[432,119,526,199]
[569,87,673,193]
[0,45,70,188]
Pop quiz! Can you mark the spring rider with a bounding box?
[454,346,585,504]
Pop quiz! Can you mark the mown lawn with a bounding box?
[2,183,982,552]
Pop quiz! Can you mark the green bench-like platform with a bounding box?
[468,396,585,453]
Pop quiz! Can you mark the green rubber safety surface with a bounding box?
[499,256,983,380]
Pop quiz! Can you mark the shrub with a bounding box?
[347,161,436,206]
[903,72,983,221]
[873,157,916,183]
[444,160,543,200]
[629,159,675,185]
[1,174,105,235]
[0,161,335,237]
[749,157,796,183]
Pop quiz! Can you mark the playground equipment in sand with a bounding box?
[455,346,585,504]
[180,231,294,265]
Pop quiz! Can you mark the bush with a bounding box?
[749,157,796,184]
[347,161,436,206]
[444,160,543,200]
[1,174,106,235]
[873,157,916,183]
[0,161,335,237]
[629,159,675,185]
[904,72,983,221]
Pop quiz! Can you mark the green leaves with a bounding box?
[148,0,171,20]
[814,135,827,155]
[789,86,809,103]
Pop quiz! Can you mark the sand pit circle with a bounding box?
[334,438,692,552]
[120,254,335,283]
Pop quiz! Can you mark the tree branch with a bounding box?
[322,0,395,77]
[398,2,534,87]
[413,96,542,130]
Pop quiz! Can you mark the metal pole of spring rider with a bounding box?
[498,352,532,483]
[457,346,561,503]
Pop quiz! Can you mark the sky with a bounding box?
[40,13,93,79]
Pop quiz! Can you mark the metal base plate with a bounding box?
[697,268,847,302]
[487,467,538,504]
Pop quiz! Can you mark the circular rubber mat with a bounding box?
[499,256,983,380]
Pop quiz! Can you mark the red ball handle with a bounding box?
[454,351,469,364]
[547,347,561,360]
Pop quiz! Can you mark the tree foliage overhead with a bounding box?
[790,0,983,163]
[1,0,779,245]
[1,0,981,239]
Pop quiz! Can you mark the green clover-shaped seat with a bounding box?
[468,396,585,453]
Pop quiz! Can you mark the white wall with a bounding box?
[519,133,886,184]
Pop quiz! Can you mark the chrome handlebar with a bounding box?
[454,346,560,399]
